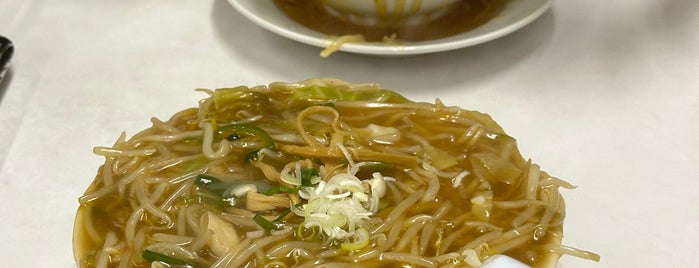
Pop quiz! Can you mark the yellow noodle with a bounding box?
[75,79,596,268]
[371,190,423,234]
[494,199,548,209]
[113,155,142,175]
[93,147,157,157]
[462,230,503,251]
[152,233,193,245]
[319,35,365,58]
[512,206,539,227]
[116,249,131,268]
[536,244,601,262]
[134,130,204,143]
[78,183,118,204]
[102,157,115,186]
[94,231,117,268]
[395,221,426,251]
[381,252,436,267]
[228,232,291,266]
[418,222,435,255]
[124,208,144,249]
[135,179,171,225]
[150,117,181,133]
[265,241,322,259]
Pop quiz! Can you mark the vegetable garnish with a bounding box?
[339,227,370,251]
[142,250,193,267]
[194,174,228,196]
[253,214,281,233]
[195,174,284,209]
[215,123,277,150]
[273,207,294,222]
[212,87,268,122]
[292,172,387,249]
[263,185,299,196]
[290,85,410,104]
[301,168,319,186]
[280,162,322,186]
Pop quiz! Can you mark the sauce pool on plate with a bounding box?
[273,0,509,42]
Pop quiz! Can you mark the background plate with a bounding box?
[229,0,553,56]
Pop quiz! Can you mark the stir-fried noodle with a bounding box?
[74,78,599,268]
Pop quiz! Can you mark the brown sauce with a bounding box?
[74,82,571,268]
[273,0,509,42]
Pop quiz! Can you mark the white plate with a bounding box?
[229,0,553,56]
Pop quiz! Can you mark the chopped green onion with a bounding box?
[253,214,280,232]
[301,168,319,186]
[194,174,228,196]
[264,185,299,196]
[194,174,220,186]
[273,208,293,222]
[142,250,193,266]
[273,203,303,223]
[215,123,277,150]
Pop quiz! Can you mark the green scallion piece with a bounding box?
[253,214,280,232]
[273,208,293,222]
[215,123,277,150]
[300,168,319,186]
[264,185,299,196]
[142,250,192,266]
[194,174,228,196]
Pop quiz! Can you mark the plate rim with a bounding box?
[228,0,553,56]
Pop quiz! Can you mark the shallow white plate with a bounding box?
[229,0,553,56]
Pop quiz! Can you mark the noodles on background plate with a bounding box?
[74,78,599,268]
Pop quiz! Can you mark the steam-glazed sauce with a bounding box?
[273,0,508,42]
[73,80,595,268]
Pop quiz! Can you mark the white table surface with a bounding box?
[0,0,697,267]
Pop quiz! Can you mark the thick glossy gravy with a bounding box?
[74,80,575,268]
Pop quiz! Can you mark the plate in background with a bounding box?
[229,0,552,56]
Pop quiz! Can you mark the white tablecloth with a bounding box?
[0,0,697,267]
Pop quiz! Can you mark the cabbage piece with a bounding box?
[470,153,522,184]
[212,87,269,121]
[426,147,458,170]
[290,85,411,103]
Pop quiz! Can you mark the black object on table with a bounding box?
[0,35,13,85]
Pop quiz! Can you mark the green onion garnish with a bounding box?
[273,208,292,222]
[264,185,299,196]
[194,174,228,196]
[301,168,319,186]
[253,214,280,232]
[142,250,192,266]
